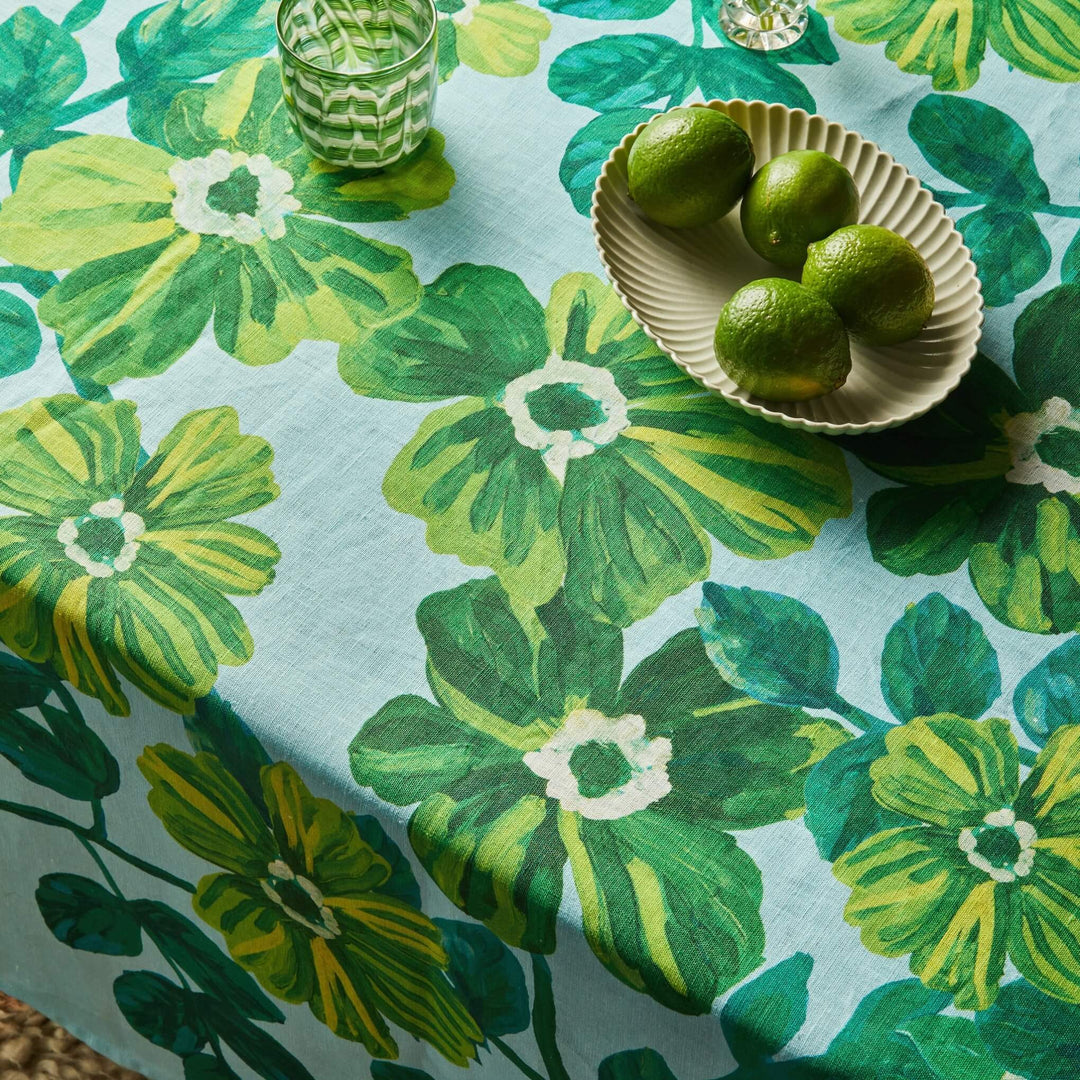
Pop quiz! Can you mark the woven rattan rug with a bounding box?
[0,994,144,1080]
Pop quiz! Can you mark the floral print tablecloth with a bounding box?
[3,0,1080,1077]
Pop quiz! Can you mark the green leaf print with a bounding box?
[803,733,909,862]
[900,1015,1003,1080]
[0,290,42,376]
[434,919,530,1037]
[345,266,850,626]
[909,95,1049,207]
[548,35,688,112]
[371,1066,437,1080]
[0,7,85,133]
[1062,227,1080,284]
[975,979,1080,1080]
[352,576,847,1013]
[697,583,840,711]
[36,873,143,956]
[760,9,839,65]
[540,0,673,19]
[880,593,1001,723]
[184,1054,243,1080]
[598,1049,678,1080]
[205,1004,316,1080]
[114,971,209,1056]
[820,0,1080,89]
[720,953,812,1065]
[696,47,815,111]
[957,206,1050,307]
[62,0,107,31]
[531,955,571,1080]
[131,900,285,1023]
[559,109,653,216]
[1013,636,1080,746]
[0,650,52,707]
[1013,282,1080,407]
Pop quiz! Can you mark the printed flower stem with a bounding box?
[491,1037,548,1080]
[827,695,887,735]
[0,798,197,894]
[77,834,122,897]
[1042,203,1080,220]
[531,955,571,1080]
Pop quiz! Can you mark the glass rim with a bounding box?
[275,0,439,80]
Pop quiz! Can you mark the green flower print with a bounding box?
[437,0,551,81]
[339,265,850,625]
[138,747,483,1063]
[844,288,1080,635]
[818,0,1080,90]
[350,576,849,1013]
[835,713,1080,1011]
[0,58,455,384]
[0,395,279,715]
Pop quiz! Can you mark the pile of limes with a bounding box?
[626,106,935,402]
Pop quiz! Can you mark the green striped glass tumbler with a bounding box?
[276,0,438,169]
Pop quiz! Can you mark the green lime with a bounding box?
[740,149,860,269]
[627,107,754,229]
[714,278,851,401]
[801,224,935,345]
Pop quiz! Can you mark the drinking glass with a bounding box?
[276,0,438,169]
[719,0,809,50]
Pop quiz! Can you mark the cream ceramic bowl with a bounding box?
[591,100,983,434]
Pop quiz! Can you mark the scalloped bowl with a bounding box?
[591,100,983,434]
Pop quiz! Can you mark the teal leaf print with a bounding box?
[696,47,815,111]
[116,0,276,85]
[435,919,530,1037]
[697,583,840,711]
[351,814,422,907]
[184,1055,243,1080]
[760,9,839,65]
[131,900,285,1023]
[547,35,688,112]
[803,733,908,861]
[371,1066,437,1080]
[62,0,107,30]
[0,7,85,133]
[0,290,41,376]
[559,109,653,216]
[113,971,209,1056]
[185,694,273,825]
[1012,282,1080,406]
[0,263,58,299]
[909,95,1049,206]
[531,955,570,1080]
[540,0,673,19]
[956,206,1050,307]
[207,1005,317,1080]
[1062,226,1080,284]
[879,593,1001,723]
[0,650,52,707]
[1013,636,1080,746]
[0,699,120,800]
[35,873,143,956]
[719,953,812,1066]
[975,980,1080,1080]
[598,1049,678,1080]
[900,1015,1002,1080]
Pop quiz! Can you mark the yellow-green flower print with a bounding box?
[339,265,851,626]
[138,748,483,1062]
[0,58,455,385]
[835,713,1080,1010]
[818,0,1080,91]
[437,0,551,81]
[0,396,279,715]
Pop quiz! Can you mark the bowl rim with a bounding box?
[590,98,985,436]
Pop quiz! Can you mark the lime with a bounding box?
[740,150,859,268]
[714,278,851,401]
[801,224,935,345]
[627,107,754,229]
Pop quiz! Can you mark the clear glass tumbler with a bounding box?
[276,0,438,169]
[719,0,809,50]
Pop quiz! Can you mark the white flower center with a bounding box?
[454,0,481,24]
[523,707,672,820]
[957,807,1037,884]
[1005,397,1080,494]
[261,859,342,939]
[170,149,301,246]
[56,498,144,578]
[501,357,631,484]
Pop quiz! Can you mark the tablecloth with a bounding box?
[2,0,1080,1077]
